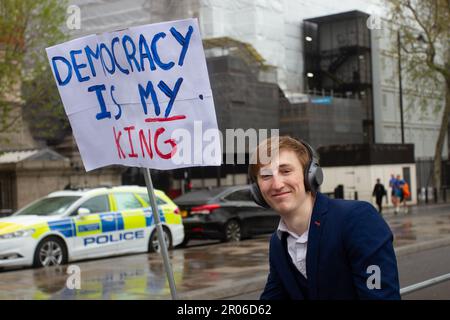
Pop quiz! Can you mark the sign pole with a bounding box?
[143,168,178,300]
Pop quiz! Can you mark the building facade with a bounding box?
[1,0,442,202]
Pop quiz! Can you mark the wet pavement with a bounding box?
[1,203,450,300]
[382,204,450,247]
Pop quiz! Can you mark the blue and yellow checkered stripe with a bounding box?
[45,209,166,239]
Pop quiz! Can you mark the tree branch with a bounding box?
[404,0,448,77]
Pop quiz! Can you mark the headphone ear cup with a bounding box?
[304,163,312,192]
[250,183,270,208]
[314,166,324,187]
[308,163,324,193]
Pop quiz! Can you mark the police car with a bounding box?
[0,186,184,268]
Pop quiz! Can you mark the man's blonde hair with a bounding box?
[248,136,311,181]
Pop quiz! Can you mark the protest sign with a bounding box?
[46,18,221,171]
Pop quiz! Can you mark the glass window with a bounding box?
[224,189,252,202]
[138,193,166,206]
[79,195,110,214]
[115,193,144,211]
[14,196,81,216]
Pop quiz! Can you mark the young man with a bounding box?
[248,136,400,300]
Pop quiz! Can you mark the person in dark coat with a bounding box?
[372,178,387,214]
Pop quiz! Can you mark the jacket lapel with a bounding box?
[306,192,329,299]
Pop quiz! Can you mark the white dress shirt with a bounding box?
[276,219,310,278]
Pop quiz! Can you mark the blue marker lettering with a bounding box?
[70,49,90,82]
[110,85,122,120]
[111,37,129,75]
[138,81,160,116]
[158,77,183,117]
[138,34,156,72]
[88,84,111,120]
[151,32,174,70]
[84,44,103,77]
[122,35,141,72]
[170,25,194,66]
[99,43,116,74]
[51,56,72,86]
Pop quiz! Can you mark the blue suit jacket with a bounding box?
[260,192,401,300]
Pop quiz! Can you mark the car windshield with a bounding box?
[14,196,81,216]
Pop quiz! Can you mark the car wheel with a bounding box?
[33,237,68,268]
[223,220,241,242]
[149,227,172,253]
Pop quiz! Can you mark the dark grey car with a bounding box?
[173,185,279,246]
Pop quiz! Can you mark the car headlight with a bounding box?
[0,229,35,239]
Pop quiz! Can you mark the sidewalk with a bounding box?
[381,202,450,248]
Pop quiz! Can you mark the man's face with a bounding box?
[257,149,309,216]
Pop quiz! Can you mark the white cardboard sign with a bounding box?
[46,19,221,171]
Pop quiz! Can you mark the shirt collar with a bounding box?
[276,216,310,243]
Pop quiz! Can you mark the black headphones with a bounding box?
[248,139,323,208]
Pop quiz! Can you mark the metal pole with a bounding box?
[397,31,405,144]
[143,168,178,300]
[400,273,450,296]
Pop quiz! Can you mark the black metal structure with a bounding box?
[303,10,374,144]
[317,143,415,167]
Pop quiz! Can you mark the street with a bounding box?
[1,203,450,299]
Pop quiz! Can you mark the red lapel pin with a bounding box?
[314,221,321,227]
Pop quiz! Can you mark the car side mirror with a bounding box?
[77,208,91,217]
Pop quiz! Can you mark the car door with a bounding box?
[223,188,271,235]
[71,194,116,259]
[111,192,148,253]
[135,193,167,222]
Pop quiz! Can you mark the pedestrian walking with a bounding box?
[389,174,399,213]
[394,175,405,214]
[372,178,387,214]
[397,176,410,214]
